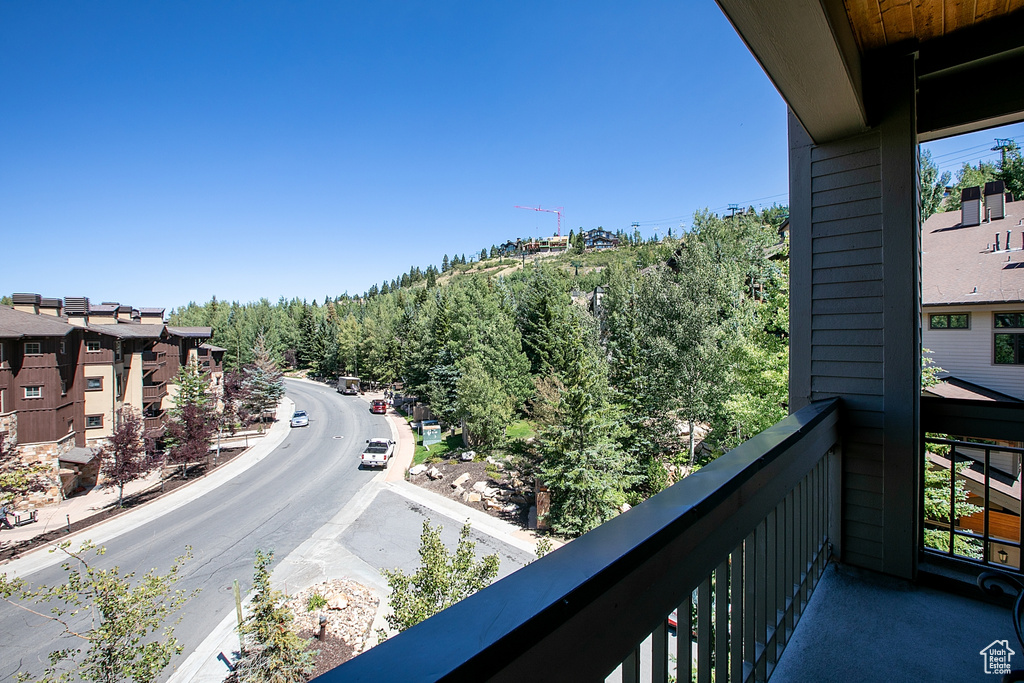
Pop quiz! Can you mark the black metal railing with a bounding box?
[922,397,1024,573]
[322,399,840,683]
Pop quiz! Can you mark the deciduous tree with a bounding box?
[0,542,196,683]
[99,407,154,508]
[380,521,499,634]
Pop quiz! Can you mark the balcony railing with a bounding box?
[143,413,165,435]
[142,350,166,369]
[921,396,1024,573]
[142,383,167,401]
[325,399,840,683]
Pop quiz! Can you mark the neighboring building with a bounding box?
[0,294,214,505]
[525,235,569,253]
[583,228,619,250]
[922,187,1024,401]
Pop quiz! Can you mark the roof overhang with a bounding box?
[715,0,867,144]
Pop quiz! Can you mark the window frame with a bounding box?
[995,312,1024,329]
[994,332,1024,365]
[85,377,103,391]
[929,313,971,330]
[24,341,42,355]
[85,340,102,353]
[23,386,42,399]
[85,415,103,429]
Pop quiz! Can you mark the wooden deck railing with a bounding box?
[322,399,841,683]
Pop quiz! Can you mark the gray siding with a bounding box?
[789,56,921,579]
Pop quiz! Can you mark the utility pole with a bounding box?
[993,138,1014,167]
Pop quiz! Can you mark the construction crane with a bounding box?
[515,205,564,236]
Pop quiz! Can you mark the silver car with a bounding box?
[290,410,309,428]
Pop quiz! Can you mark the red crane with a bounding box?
[515,205,564,236]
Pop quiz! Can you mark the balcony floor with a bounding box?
[773,562,1011,681]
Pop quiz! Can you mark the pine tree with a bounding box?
[232,550,314,683]
[441,254,450,272]
[538,312,628,537]
[243,333,286,424]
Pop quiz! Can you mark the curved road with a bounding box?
[0,379,389,681]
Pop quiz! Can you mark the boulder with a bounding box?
[466,492,482,503]
[452,485,465,496]
[453,472,470,487]
[460,450,476,462]
[485,499,504,511]
[620,503,632,513]
[409,464,427,476]
[472,481,487,493]
[326,592,350,610]
[510,495,528,505]
[427,467,443,480]
[482,486,500,499]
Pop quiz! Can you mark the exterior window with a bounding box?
[994,312,1024,365]
[24,342,41,355]
[85,415,103,429]
[24,386,41,399]
[86,340,102,352]
[86,377,103,391]
[60,340,66,354]
[0,342,4,363]
[61,379,67,396]
[995,312,1024,329]
[995,334,1024,365]
[930,313,970,329]
[115,342,122,361]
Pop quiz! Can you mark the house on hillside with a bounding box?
[583,228,619,250]
[922,184,1024,401]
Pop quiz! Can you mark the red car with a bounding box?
[370,399,388,414]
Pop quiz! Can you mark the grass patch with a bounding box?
[413,430,464,466]
[505,419,536,441]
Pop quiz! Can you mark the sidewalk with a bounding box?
[170,403,542,683]
[0,397,295,579]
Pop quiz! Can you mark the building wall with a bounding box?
[789,55,920,579]
[83,364,116,443]
[123,344,145,414]
[923,304,1024,400]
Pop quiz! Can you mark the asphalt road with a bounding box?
[0,378,389,681]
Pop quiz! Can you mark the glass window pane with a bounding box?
[950,314,968,328]
[995,334,1015,364]
[931,315,948,329]
[995,313,1017,328]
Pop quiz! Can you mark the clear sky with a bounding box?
[0,1,792,309]
[4,3,1019,311]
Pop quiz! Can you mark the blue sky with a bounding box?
[2,3,1020,310]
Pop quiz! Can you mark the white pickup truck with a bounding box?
[360,438,396,469]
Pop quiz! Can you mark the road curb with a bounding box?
[1,397,295,580]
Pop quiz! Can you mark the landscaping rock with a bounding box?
[620,503,631,513]
[472,481,487,493]
[482,486,500,499]
[427,467,443,480]
[327,592,350,610]
[460,450,476,462]
[453,472,470,487]
[466,492,482,503]
[485,499,504,511]
[510,495,528,505]
[452,485,465,496]
[409,464,427,476]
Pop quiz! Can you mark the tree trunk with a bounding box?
[688,420,695,464]
[118,484,124,509]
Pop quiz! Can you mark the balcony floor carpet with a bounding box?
[772,562,1011,682]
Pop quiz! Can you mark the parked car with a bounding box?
[290,410,309,428]
[370,399,387,414]
[360,438,396,468]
